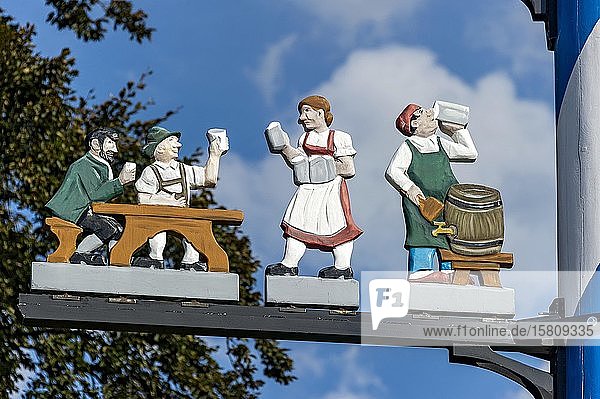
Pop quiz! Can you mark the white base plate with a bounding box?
[31,262,239,301]
[265,275,359,309]
[408,282,515,317]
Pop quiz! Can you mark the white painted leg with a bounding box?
[76,234,103,253]
[148,232,166,261]
[281,237,306,268]
[181,238,201,264]
[332,240,353,270]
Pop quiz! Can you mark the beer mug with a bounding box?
[265,121,289,153]
[123,161,137,175]
[207,128,229,155]
[432,100,469,127]
[120,161,137,184]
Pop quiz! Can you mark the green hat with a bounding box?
[142,126,181,157]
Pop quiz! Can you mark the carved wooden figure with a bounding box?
[386,101,517,289]
[132,126,229,271]
[45,127,136,266]
[264,95,363,281]
[34,126,241,301]
[385,101,479,283]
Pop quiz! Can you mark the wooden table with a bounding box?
[438,249,514,287]
[92,203,244,272]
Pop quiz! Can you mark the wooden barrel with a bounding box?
[444,184,504,256]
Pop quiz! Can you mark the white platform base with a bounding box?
[31,262,239,301]
[265,275,359,310]
[408,282,515,317]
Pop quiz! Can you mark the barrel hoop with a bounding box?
[450,238,504,248]
[446,196,503,211]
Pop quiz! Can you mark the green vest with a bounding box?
[402,137,458,249]
[46,153,123,223]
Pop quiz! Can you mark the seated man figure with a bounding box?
[46,127,136,265]
[133,126,227,270]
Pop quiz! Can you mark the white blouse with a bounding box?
[385,129,478,193]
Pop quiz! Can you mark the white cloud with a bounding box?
[291,345,326,377]
[463,2,552,77]
[292,0,424,44]
[247,35,297,104]
[262,344,384,399]
[216,44,556,316]
[322,347,385,399]
[502,271,556,318]
[324,391,377,399]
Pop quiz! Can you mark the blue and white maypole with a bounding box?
[555,0,600,397]
[522,0,600,397]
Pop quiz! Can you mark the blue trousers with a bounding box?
[408,247,451,272]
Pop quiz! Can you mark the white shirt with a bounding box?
[135,159,206,204]
[385,129,478,193]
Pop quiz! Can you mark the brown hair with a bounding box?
[298,95,334,126]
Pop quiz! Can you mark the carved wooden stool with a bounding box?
[45,217,83,263]
[92,203,244,272]
[438,249,514,288]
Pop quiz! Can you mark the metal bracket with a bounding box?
[448,298,568,399]
[329,309,356,316]
[21,293,586,399]
[278,306,307,313]
[548,297,565,318]
[108,297,137,304]
[411,312,440,320]
[520,0,557,50]
[448,345,553,399]
[181,300,209,308]
[51,293,81,301]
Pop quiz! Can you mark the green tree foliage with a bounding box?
[0,2,295,397]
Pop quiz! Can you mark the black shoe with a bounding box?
[318,266,354,279]
[265,263,298,276]
[70,252,107,266]
[181,261,208,272]
[132,256,164,269]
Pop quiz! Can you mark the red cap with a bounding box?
[395,103,421,136]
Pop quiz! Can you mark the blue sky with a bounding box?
[7,1,559,398]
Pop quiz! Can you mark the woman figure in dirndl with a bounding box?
[265,95,362,279]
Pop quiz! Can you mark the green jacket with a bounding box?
[46,152,124,223]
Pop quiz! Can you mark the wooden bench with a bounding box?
[92,203,244,272]
[46,217,83,263]
[438,249,514,288]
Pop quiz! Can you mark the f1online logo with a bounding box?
[368,279,410,330]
